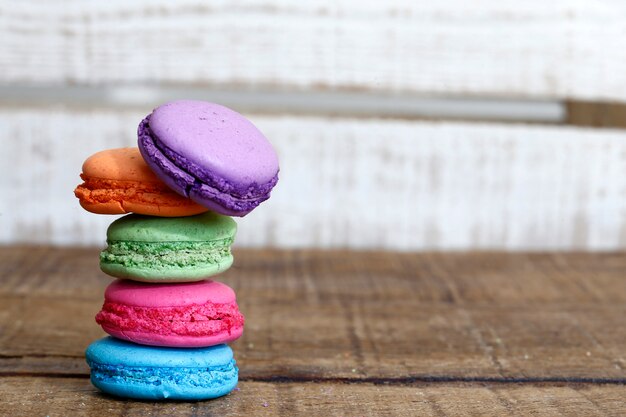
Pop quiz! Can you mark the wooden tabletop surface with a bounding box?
[1,247,625,416]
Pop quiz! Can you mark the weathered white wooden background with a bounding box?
[2,1,626,250]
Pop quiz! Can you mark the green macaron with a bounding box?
[100,212,236,282]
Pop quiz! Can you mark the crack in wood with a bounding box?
[3,372,625,386]
[240,375,626,386]
[0,354,83,359]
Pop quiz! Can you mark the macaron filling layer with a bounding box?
[88,360,238,389]
[95,300,244,337]
[138,116,278,213]
[100,239,233,269]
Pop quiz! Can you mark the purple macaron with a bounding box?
[138,100,279,216]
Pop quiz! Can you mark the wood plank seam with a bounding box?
[2,372,625,386]
[0,84,566,124]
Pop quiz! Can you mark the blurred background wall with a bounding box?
[2,0,626,250]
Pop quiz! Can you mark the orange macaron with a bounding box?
[74,147,208,217]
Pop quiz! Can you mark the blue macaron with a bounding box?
[85,337,238,400]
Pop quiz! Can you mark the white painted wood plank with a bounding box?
[1,107,626,250]
[2,0,626,101]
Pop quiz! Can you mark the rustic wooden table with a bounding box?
[1,247,625,416]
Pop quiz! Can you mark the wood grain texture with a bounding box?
[1,248,625,382]
[3,109,626,249]
[1,247,625,415]
[567,101,626,129]
[1,377,624,417]
[2,1,626,101]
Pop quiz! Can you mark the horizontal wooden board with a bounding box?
[2,248,625,382]
[1,377,624,417]
[2,1,626,101]
[1,248,626,416]
[3,109,626,249]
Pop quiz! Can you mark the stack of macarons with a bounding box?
[75,100,279,401]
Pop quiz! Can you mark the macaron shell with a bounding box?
[77,192,207,217]
[74,147,208,217]
[148,100,278,186]
[106,212,237,242]
[86,336,234,367]
[91,374,238,401]
[104,280,236,307]
[123,201,207,218]
[78,199,125,215]
[101,325,243,348]
[82,147,157,181]
[100,253,234,282]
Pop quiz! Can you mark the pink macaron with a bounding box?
[95,280,244,348]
